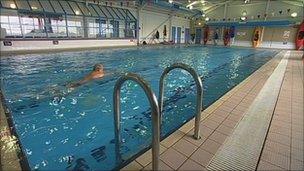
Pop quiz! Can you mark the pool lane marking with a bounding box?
[207,51,290,170]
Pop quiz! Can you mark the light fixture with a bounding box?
[202,13,206,17]
[291,12,297,18]
[240,16,246,21]
[75,10,80,15]
[169,0,173,3]
[205,17,210,21]
[242,10,247,16]
[10,3,16,9]
[31,6,38,10]
[198,22,201,25]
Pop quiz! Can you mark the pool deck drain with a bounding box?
[121,50,303,171]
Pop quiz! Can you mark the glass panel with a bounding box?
[0,0,17,9]
[28,0,43,11]
[100,6,112,18]
[49,0,64,14]
[15,0,31,10]
[91,4,106,18]
[113,8,125,20]
[78,2,91,16]
[99,19,107,38]
[40,0,55,13]
[68,1,82,16]
[87,18,99,38]
[105,7,119,19]
[110,20,119,38]
[0,15,9,23]
[21,15,46,38]
[125,21,136,38]
[66,16,84,37]
[58,0,74,15]
[118,20,125,38]
[86,4,98,17]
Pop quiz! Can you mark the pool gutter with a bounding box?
[0,90,30,171]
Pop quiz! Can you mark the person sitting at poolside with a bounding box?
[68,64,105,88]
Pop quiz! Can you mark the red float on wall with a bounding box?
[295,20,304,50]
[203,26,210,45]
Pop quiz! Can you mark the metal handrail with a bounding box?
[113,73,160,170]
[159,63,203,140]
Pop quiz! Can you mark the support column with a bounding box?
[136,6,140,45]
[168,13,172,41]
[222,3,228,40]
[261,0,270,42]
[65,14,69,37]
[83,16,88,38]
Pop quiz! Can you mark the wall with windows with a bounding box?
[0,0,193,53]
[0,0,139,53]
[0,0,137,39]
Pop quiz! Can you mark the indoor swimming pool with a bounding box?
[0,46,279,170]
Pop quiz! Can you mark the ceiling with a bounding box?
[171,0,304,14]
[77,0,303,18]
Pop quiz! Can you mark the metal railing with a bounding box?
[113,73,160,170]
[159,63,203,140]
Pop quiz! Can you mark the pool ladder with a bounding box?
[113,63,203,170]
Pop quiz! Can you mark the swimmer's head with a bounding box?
[93,64,103,72]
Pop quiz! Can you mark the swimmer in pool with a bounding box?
[67,64,105,88]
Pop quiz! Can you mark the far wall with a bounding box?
[203,0,303,49]
[130,9,190,43]
[204,26,298,49]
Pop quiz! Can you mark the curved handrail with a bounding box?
[159,63,203,140]
[113,73,160,170]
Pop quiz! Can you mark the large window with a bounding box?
[67,17,84,38]
[20,15,46,38]
[87,18,99,38]
[100,19,107,38]
[48,17,67,38]
[0,0,137,39]
[125,21,136,38]
[110,20,119,38]
[0,15,22,38]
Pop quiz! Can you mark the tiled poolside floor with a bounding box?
[121,50,303,171]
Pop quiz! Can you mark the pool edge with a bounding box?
[120,50,285,170]
[0,90,30,171]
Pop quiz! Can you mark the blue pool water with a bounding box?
[0,46,279,170]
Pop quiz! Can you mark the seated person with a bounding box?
[68,64,105,88]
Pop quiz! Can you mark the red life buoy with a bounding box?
[223,28,230,46]
[296,20,304,50]
[203,26,210,45]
